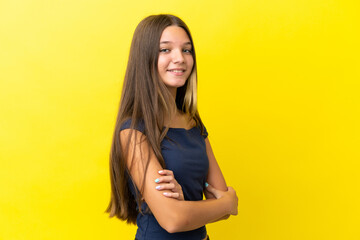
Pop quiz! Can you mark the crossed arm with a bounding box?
[121,129,238,233]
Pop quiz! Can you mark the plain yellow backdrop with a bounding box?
[1,0,359,239]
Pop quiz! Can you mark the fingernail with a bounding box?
[156,186,161,190]
[155,178,160,183]
[158,170,163,173]
[163,192,170,196]
[205,182,209,187]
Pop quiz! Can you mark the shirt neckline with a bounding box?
[166,126,197,131]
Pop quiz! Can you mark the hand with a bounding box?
[155,169,184,201]
[205,183,238,216]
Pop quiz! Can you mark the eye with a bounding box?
[183,49,192,54]
[160,48,170,53]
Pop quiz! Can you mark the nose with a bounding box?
[171,49,185,63]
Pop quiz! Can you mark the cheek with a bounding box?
[187,56,194,69]
[157,56,168,71]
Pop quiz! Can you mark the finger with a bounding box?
[163,192,180,199]
[158,169,174,176]
[155,183,176,191]
[205,182,222,199]
[154,176,174,184]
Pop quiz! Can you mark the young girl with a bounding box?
[107,14,238,240]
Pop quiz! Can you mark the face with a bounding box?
[157,26,194,92]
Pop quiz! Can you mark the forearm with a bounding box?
[166,197,230,233]
[208,214,230,223]
[123,130,237,234]
[203,191,230,223]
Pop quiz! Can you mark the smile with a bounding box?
[167,69,185,73]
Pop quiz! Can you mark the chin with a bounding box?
[169,83,186,89]
[164,80,187,89]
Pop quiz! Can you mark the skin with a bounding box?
[157,25,194,98]
[157,26,229,202]
[120,26,238,234]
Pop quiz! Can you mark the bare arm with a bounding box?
[204,137,227,198]
[121,129,238,233]
[203,137,231,221]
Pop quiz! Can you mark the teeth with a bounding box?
[168,70,184,73]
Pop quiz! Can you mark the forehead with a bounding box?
[159,26,191,44]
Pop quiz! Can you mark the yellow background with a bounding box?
[1,0,359,239]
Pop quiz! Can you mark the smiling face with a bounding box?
[157,26,194,94]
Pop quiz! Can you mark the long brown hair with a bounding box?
[106,14,205,224]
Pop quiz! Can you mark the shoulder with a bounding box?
[201,124,208,139]
[193,119,208,139]
[120,118,146,133]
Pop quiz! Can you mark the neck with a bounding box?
[163,87,179,126]
[168,87,177,100]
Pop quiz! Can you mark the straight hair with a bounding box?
[106,14,205,224]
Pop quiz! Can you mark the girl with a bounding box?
[107,14,238,240]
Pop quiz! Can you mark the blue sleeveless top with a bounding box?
[120,119,209,240]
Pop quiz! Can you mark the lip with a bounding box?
[167,68,186,76]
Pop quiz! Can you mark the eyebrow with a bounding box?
[160,41,192,46]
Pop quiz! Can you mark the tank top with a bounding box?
[120,119,209,240]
